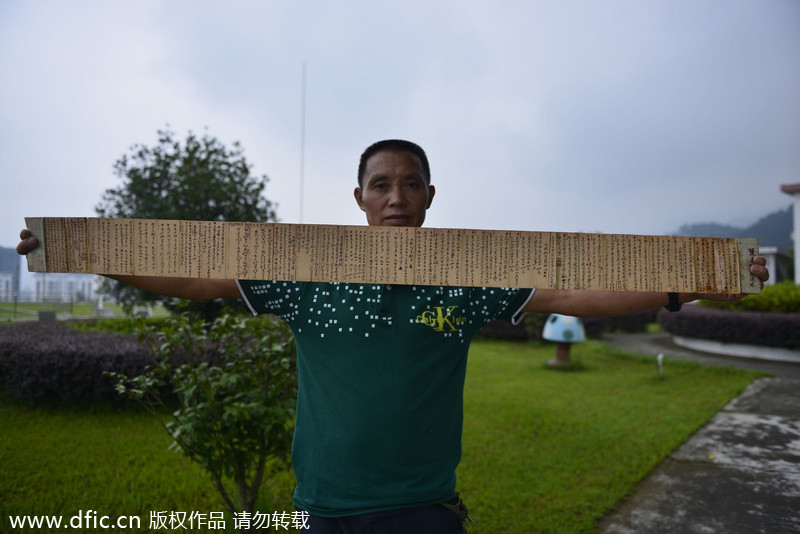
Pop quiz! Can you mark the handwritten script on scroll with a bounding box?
[24,217,761,294]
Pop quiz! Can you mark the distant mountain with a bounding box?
[676,205,793,249]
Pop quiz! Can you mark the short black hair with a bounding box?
[357,139,431,188]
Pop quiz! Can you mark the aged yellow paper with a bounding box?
[24,217,760,294]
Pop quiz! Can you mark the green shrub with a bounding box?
[114,313,298,515]
[699,281,800,314]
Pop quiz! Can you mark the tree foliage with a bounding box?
[95,128,278,316]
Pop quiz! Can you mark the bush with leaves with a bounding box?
[115,313,297,514]
[699,280,800,314]
[95,127,278,319]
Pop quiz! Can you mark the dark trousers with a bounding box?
[302,499,466,534]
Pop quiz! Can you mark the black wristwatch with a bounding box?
[665,292,682,312]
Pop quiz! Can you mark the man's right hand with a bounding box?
[16,229,39,255]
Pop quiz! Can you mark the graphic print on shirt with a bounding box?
[238,281,528,346]
[415,305,467,332]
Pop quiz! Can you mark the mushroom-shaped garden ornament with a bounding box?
[542,313,585,368]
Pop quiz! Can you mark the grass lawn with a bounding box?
[0,301,98,321]
[0,302,169,322]
[0,339,761,533]
[459,340,762,532]
[0,405,296,533]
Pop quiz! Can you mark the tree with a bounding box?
[95,127,278,317]
[114,313,297,515]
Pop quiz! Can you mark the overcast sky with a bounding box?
[2,0,799,255]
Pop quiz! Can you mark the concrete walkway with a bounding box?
[596,333,800,533]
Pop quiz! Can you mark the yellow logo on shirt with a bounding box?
[416,305,467,332]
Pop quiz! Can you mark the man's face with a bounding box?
[354,150,435,227]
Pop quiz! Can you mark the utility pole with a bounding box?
[299,62,307,223]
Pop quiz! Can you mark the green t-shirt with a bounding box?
[237,281,534,517]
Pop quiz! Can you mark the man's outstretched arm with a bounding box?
[524,256,769,317]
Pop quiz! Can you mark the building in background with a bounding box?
[1,246,99,303]
[33,273,98,302]
[781,183,799,283]
[0,247,21,300]
[759,246,792,286]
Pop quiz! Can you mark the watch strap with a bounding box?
[665,292,682,312]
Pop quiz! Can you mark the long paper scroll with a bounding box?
[23,217,761,294]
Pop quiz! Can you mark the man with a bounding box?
[17,139,769,533]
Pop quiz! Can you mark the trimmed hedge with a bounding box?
[477,309,658,342]
[0,321,153,406]
[582,309,658,338]
[658,305,800,349]
[0,316,295,408]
